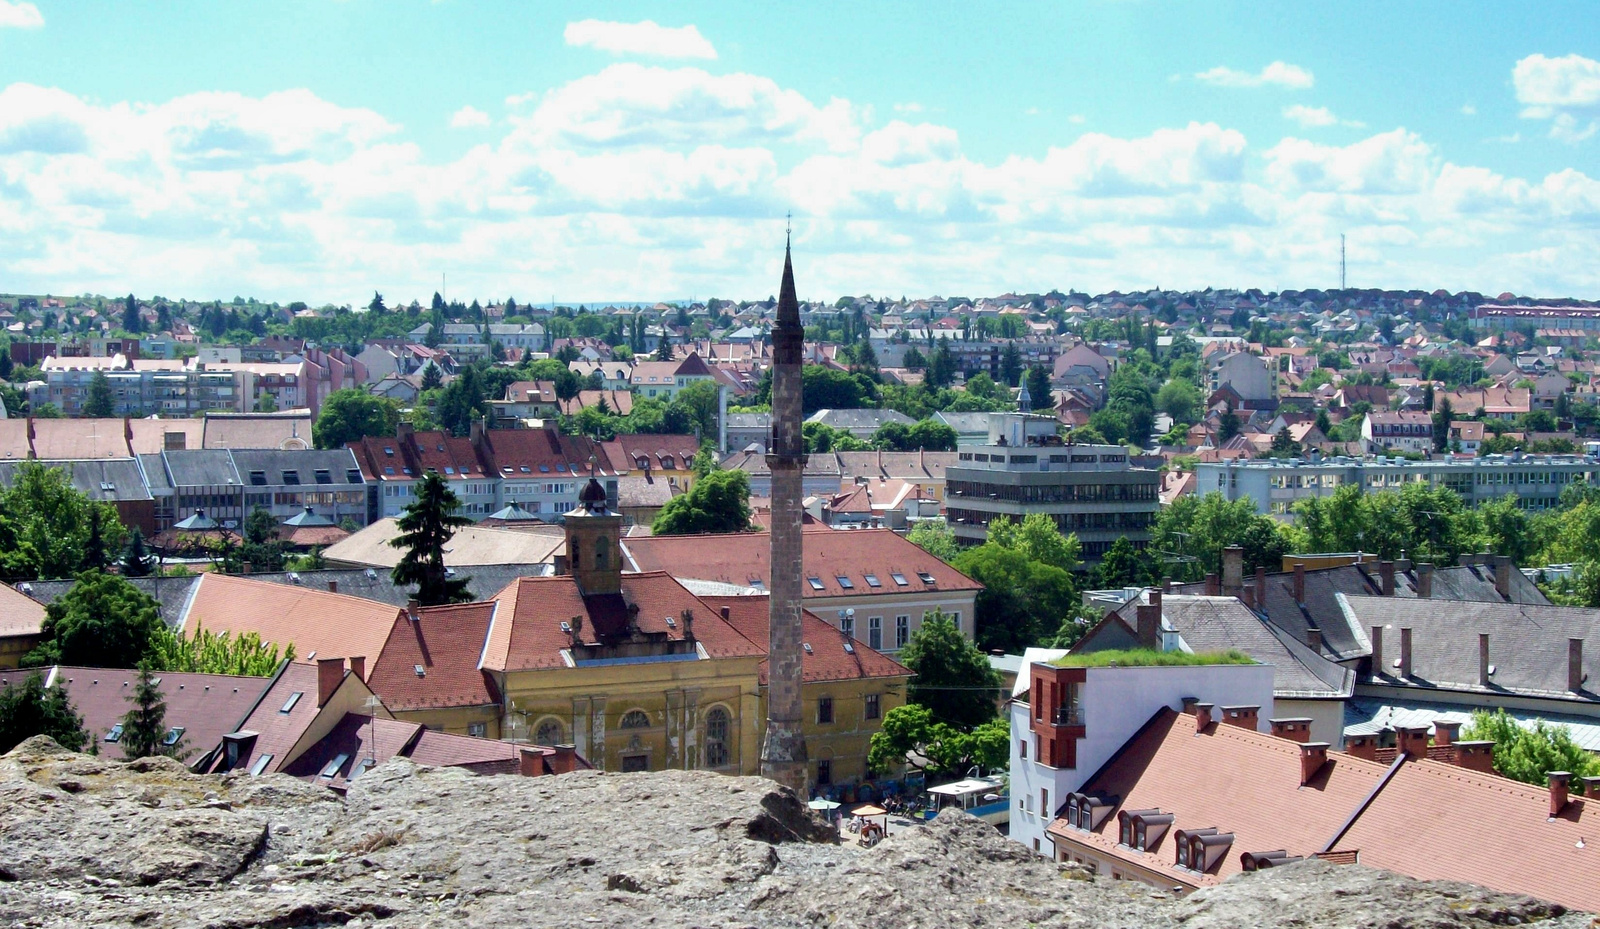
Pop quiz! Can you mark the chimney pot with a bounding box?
[1162,575,1173,593]
[1221,546,1244,594]
[1255,565,1267,603]
[1270,717,1314,743]
[1397,725,1429,760]
[1570,638,1585,693]
[1380,560,1396,596]
[1581,775,1600,797]
[1370,625,1384,679]
[407,598,420,622]
[1204,573,1219,596]
[1193,703,1215,730]
[1292,562,1306,603]
[1307,627,1322,653]
[1241,584,1255,610]
[1494,555,1513,599]
[1299,742,1331,785]
[1433,720,1461,746]
[1135,600,1161,651]
[1453,740,1496,774]
[1345,733,1380,762]
[316,657,344,707]
[1400,627,1413,679]
[1220,705,1259,730]
[348,655,365,681]
[1549,771,1572,818]
[1479,632,1491,687]
[1416,562,1434,599]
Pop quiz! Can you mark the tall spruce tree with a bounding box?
[84,370,115,417]
[120,662,183,759]
[389,471,472,605]
[0,672,88,754]
[121,527,156,577]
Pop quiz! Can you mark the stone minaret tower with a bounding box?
[760,233,809,793]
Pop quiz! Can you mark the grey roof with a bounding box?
[719,450,843,478]
[616,474,677,508]
[1174,561,1548,663]
[159,449,241,488]
[1343,697,1600,754]
[137,454,173,495]
[0,459,152,502]
[282,506,336,527]
[20,575,202,631]
[804,408,916,431]
[1108,594,1353,699]
[1338,593,1600,702]
[834,450,958,482]
[229,448,364,484]
[932,411,995,435]
[724,413,772,429]
[483,504,540,522]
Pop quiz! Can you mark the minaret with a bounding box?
[760,229,809,793]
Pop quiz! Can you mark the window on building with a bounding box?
[314,469,332,484]
[890,572,908,586]
[807,576,825,590]
[281,470,300,485]
[705,707,730,767]
[864,573,881,587]
[280,692,303,714]
[868,616,882,650]
[895,615,909,648]
[865,694,880,720]
[467,722,487,738]
[621,755,649,773]
[535,719,564,745]
[1019,738,1027,759]
[620,710,651,729]
[248,754,274,776]
[818,697,834,724]
[835,575,854,589]
[248,470,267,486]
[841,615,855,639]
[816,759,832,786]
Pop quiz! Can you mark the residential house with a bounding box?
[1361,410,1434,454]
[629,353,715,401]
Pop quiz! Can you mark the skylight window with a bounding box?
[807,576,825,590]
[383,447,394,456]
[162,726,185,746]
[314,469,332,484]
[864,574,881,588]
[891,573,909,586]
[281,470,300,485]
[444,467,455,475]
[835,575,854,589]
[320,753,350,778]
[248,754,274,776]
[280,691,303,714]
[105,723,124,743]
[917,572,937,585]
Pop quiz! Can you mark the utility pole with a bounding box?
[1340,234,1346,291]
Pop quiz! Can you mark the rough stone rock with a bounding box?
[0,736,1589,929]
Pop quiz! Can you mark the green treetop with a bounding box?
[390,471,473,605]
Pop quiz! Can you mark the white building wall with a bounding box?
[1008,660,1277,856]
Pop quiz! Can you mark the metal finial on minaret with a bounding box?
[761,224,809,794]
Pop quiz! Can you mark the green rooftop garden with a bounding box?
[1051,648,1256,668]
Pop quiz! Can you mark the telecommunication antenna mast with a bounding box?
[1340,234,1347,291]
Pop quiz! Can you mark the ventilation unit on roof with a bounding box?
[803,643,814,654]
[843,642,855,654]
[665,616,677,628]
[560,621,572,634]
[414,664,426,678]
[365,568,378,580]
[289,572,301,583]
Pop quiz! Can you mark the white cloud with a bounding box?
[1195,61,1313,90]
[0,1,43,29]
[1461,104,1477,116]
[1514,53,1600,142]
[1283,104,1365,129]
[449,106,491,129]
[3,63,1600,304]
[563,19,716,60]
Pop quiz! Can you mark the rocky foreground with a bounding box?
[0,736,1587,929]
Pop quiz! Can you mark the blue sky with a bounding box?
[1,1,1598,305]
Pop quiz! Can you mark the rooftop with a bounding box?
[1051,648,1255,668]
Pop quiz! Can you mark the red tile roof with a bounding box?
[622,528,982,598]
[206,662,369,776]
[482,571,764,672]
[702,595,911,685]
[367,601,499,711]
[0,581,45,638]
[599,434,699,473]
[474,428,606,477]
[181,573,403,666]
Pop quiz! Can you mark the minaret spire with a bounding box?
[761,223,809,794]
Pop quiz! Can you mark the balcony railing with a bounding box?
[1052,706,1084,727]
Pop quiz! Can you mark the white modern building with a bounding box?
[1007,649,1275,856]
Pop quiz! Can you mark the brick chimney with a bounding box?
[518,746,549,777]
[1299,742,1330,785]
[1135,590,1162,650]
[1255,565,1267,603]
[1292,562,1306,603]
[1221,545,1244,595]
[1270,717,1313,742]
[1345,733,1380,761]
[1399,627,1412,679]
[1192,702,1215,730]
[348,655,365,682]
[316,657,344,707]
[1379,560,1395,596]
[1306,627,1322,653]
[1162,575,1174,593]
[1454,740,1495,774]
[1221,705,1259,730]
[407,598,420,623]
[1582,775,1600,797]
[1241,584,1255,610]
[1433,720,1461,746]
[1415,563,1433,599]
[1493,555,1513,600]
[1479,633,1491,687]
[1204,573,1220,596]
[1397,725,1429,760]
[1570,638,1585,693]
[549,743,580,775]
[1370,626,1384,678]
[1549,771,1572,818]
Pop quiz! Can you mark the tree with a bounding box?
[436,364,488,437]
[420,361,443,391]
[84,370,115,417]
[1217,406,1241,442]
[1025,366,1053,412]
[986,513,1080,573]
[668,380,721,440]
[390,472,473,605]
[907,521,960,561]
[368,291,387,314]
[0,672,87,754]
[120,662,184,760]
[898,612,1002,728]
[122,293,142,333]
[24,571,164,668]
[866,704,1009,777]
[1461,708,1597,785]
[926,340,957,389]
[1095,536,1148,588]
[652,469,752,536]
[254,391,279,413]
[150,626,292,677]
[999,343,1023,387]
[120,527,156,577]
[0,461,127,581]
[1156,379,1201,425]
[313,389,400,450]
[83,507,110,571]
[955,542,1077,653]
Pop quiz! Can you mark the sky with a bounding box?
[1,1,1599,307]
